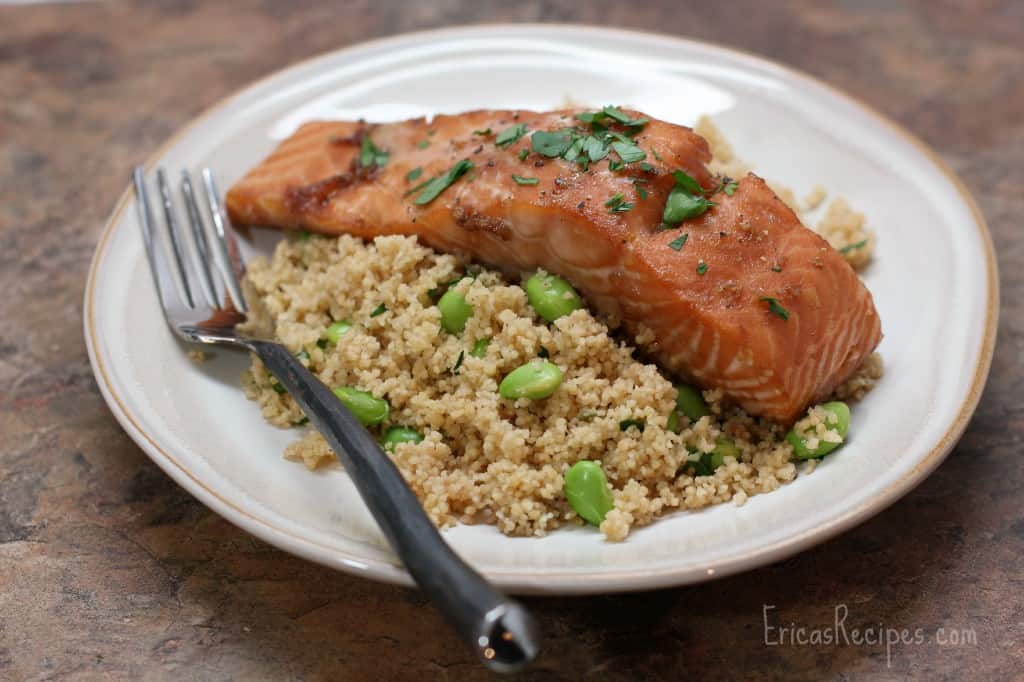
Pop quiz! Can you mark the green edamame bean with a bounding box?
[438,289,473,334]
[525,272,582,322]
[324,320,353,345]
[381,426,423,452]
[786,401,851,460]
[332,386,390,426]
[675,384,710,422]
[564,461,615,525]
[666,410,681,434]
[712,437,740,469]
[499,360,563,400]
[470,337,490,358]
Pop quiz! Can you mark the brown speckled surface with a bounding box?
[1,2,1021,679]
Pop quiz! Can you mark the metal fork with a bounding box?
[132,166,539,673]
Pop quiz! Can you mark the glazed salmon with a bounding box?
[226,109,881,422]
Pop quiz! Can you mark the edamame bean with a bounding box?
[470,337,490,358]
[666,410,681,434]
[675,384,710,421]
[786,401,851,460]
[381,426,423,452]
[525,272,582,322]
[332,386,390,426]
[711,437,739,469]
[499,360,563,400]
[564,461,615,525]
[324,320,353,345]
[438,289,473,334]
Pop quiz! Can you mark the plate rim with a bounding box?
[83,24,999,594]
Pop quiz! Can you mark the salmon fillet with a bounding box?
[226,109,882,422]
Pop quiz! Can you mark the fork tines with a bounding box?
[133,166,248,315]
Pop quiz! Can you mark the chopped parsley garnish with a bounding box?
[605,193,633,213]
[473,128,492,136]
[293,417,309,427]
[271,382,286,394]
[518,148,529,161]
[512,175,539,185]
[651,148,663,162]
[839,239,868,254]
[771,265,783,273]
[316,338,328,349]
[416,139,430,149]
[412,159,474,205]
[452,350,465,375]
[370,303,388,317]
[722,180,738,196]
[295,350,310,362]
[537,346,550,359]
[359,135,389,168]
[531,130,574,157]
[495,123,528,148]
[760,296,789,320]
[663,170,714,225]
[639,161,655,172]
[608,159,624,172]
[576,106,649,129]
[405,167,423,182]
[611,140,646,163]
[668,233,689,251]
[583,136,609,163]
[619,418,646,432]
[696,261,709,275]
[637,185,649,200]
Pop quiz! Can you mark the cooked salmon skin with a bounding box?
[226,109,881,422]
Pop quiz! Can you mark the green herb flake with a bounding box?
[473,128,492,136]
[663,170,715,225]
[619,418,646,432]
[651,148,663,162]
[271,382,286,394]
[668,233,689,251]
[672,170,703,195]
[359,135,389,168]
[495,123,528,148]
[839,239,868,254]
[583,135,609,162]
[412,159,474,205]
[518,148,529,161]
[417,139,430,150]
[611,140,646,164]
[605,193,633,213]
[608,159,624,172]
[637,186,649,200]
[531,130,574,157]
[512,175,539,186]
[537,346,550,359]
[370,303,388,317]
[723,180,738,196]
[771,265,783,273]
[639,162,655,172]
[298,230,312,241]
[452,349,465,375]
[295,350,310,362]
[696,261,709,276]
[760,296,790,320]
[405,167,423,182]
[292,416,309,427]
[316,338,328,349]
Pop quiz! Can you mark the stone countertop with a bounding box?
[1,1,1021,679]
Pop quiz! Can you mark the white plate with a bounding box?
[84,25,997,594]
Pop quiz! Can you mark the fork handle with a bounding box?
[250,341,539,672]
